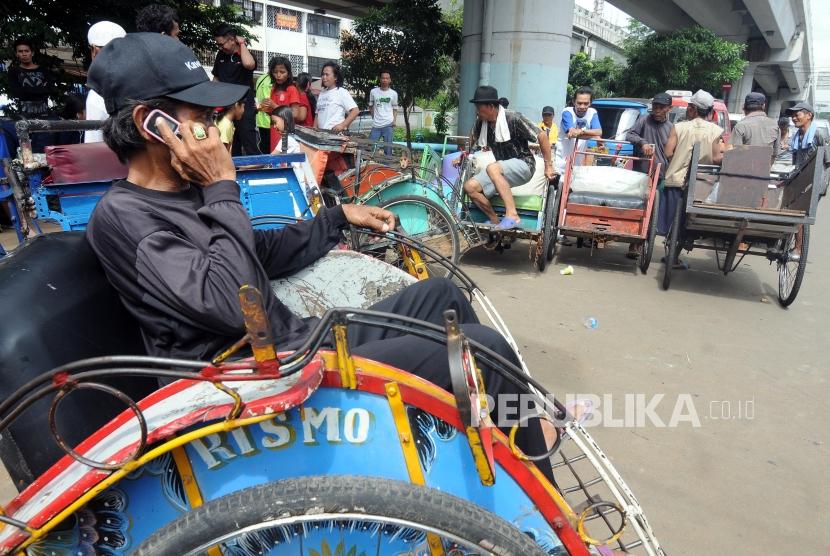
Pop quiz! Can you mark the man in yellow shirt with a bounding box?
[538,105,558,146]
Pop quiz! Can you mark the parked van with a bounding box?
[589,98,650,156]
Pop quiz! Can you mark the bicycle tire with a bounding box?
[372,195,461,278]
[661,195,683,290]
[639,194,659,274]
[133,475,549,556]
[778,224,810,307]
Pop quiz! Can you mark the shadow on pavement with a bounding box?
[461,240,643,277]
[651,246,781,304]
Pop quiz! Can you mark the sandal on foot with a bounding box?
[495,217,519,231]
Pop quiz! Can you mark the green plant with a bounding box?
[340,0,461,149]
[620,25,746,97]
[1,0,254,106]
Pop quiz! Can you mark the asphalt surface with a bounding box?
[460,209,829,555]
[1,212,827,554]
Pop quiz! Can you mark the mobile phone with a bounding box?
[142,109,181,142]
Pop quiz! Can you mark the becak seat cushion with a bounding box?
[45,142,128,185]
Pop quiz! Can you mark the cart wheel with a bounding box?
[546,186,561,263]
[537,186,558,272]
[661,195,683,290]
[133,476,548,556]
[639,194,659,274]
[360,195,460,278]
[777,224,809,307]
[536,240,547,272]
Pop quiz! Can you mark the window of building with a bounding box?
[307,56,338,77]
[307,14,340,39]
[249,49,264,72]
[266,52,305,74]
[267,6,303,32]
[220,0,263,24]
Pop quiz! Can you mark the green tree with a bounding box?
[1,0,253,111]
[620,25,746,98]
[566,52,624,100]
[340,0,461,147]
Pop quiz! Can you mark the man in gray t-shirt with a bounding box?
[727,92,779,164]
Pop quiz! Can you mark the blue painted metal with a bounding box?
[30,387,564,555]
[26,153,313,232]
[589,98,650,157]
[392,141,459,153]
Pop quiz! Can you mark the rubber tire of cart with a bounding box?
[546,185,561,264]
[639,194,659,275]
[661,194,684,290]
[132,475,549,556]
[778,224,810,307]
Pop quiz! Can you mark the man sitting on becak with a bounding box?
[462,86,554,231]
[83,34,556,483]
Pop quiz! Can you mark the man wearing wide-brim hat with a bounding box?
[462,85,554,230]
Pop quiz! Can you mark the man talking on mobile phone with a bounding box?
[84,33,554,476]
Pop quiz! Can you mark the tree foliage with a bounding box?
[620,25,746,97]
[1,0,253,108]
[340,0,461,146]
[567,52,624,100]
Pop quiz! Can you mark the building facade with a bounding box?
[201,0,352,79]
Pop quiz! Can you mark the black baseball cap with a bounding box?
[542,105,555,115]
[785,102,814,115]
[744,92,766,107]
[88,33,248,116]
[652,92,672,106]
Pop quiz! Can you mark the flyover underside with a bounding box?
[607,0,811,113]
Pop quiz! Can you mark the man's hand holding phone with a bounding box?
[155,117,236,186]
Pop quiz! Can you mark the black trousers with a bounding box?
[232,96,261,156]
[258,127,271,154]
[349,278,555,483]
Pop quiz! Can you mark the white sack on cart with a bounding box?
[569,165,649,197]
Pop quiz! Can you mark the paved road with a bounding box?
[461,211,829,555]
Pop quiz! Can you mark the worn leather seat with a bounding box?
[0,232,155,489]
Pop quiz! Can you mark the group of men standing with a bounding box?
[463,80,826,257]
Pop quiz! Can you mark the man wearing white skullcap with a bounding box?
[84,21,126,143]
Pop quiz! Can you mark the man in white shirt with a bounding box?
[554,86,603,172]
[314,62,358,132]
[369,69,398,154]
[84,21,126,143]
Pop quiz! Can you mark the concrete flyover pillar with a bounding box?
[458,0,575,135]
[729,63,756,113]
[767,95,784,119]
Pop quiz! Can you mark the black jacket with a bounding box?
[86,179,347,360]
